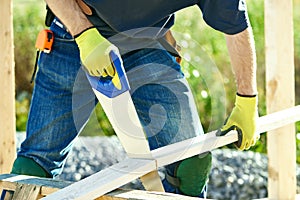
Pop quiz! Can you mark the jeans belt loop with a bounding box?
[53,18,69,33]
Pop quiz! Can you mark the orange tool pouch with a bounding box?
[31,29,54,83]
[35,29,54,53]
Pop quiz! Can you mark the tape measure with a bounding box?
[35,29,54,53]
[31,29,54,83]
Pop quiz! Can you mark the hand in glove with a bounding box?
[216,94,259,150]
[75,27,117,77]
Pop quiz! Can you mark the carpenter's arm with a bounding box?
[225,27,257,96]
[44,0,92,36]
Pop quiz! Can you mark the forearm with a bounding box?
[44,0,93,36]
[225,27,257,96]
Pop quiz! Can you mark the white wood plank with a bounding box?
[0,0,16,174]
[96,189,205,200]
[154,106,300,167]
[43,158,156,200]
[0,174,204,200]
[265,0,296,198]
[257,105,300,133]
[152,130,238,167]
[43,106,300,199]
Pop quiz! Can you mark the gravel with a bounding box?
[16,133,300,199]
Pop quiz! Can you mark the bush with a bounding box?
[14,3,45,95]
[15,92,30,131]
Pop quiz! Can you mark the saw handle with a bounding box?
[86,50,130,98]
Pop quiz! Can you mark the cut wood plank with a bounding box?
[95,189,205,200]
[152,130,237,167]
[0,174,205,200]
[43,106,300,200]
[257,105,300,134]
[153,105,300,167]
[43,158,156,200]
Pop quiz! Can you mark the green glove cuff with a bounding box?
[11,156,51,178]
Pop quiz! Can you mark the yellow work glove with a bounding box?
[216,94,259,150]
[75,27,117,77]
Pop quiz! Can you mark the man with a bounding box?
[9,0,259,198]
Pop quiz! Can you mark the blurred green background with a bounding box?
[13,0,300,160]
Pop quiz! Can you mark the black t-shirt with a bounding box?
[84,0,249,50]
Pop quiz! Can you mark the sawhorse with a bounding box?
[0,174,71,199]
[0,173,202,200]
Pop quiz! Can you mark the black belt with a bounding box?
[45,5,55,27]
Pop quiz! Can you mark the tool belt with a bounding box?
[45,1,181,63]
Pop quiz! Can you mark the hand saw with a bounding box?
[85,51,164,192]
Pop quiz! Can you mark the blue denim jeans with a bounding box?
[17,21,207,197]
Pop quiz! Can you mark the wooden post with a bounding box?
[0,0,16,173]
[265,0,296,199]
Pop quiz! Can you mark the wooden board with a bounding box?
[0,0,16,174]
[43,158,156,200]
[95,189,204,200]
[43,106,300,200]
[0,174,73,196]
[265,0,296,198]
[257,105,300,133]
[11,183,41,200]
[0,174,205,200]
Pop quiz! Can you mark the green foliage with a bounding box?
[13,2,45,94]
[15,92,30,131]
[13,1,45,131]
[294,2,300,105]
[297,122,300,163]
[172,7,227,132]
[80,104,115,137]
